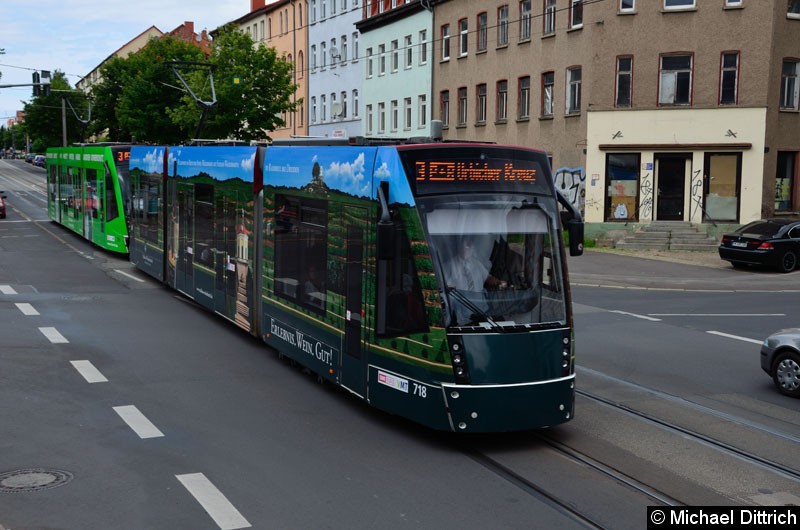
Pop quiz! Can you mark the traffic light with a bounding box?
[32,72,40,96]
[41,71,51,96]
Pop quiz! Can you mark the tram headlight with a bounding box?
[449,337,470,384]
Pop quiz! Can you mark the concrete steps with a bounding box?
[615,221,719,251]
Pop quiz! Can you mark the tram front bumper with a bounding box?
[442,375,575,432]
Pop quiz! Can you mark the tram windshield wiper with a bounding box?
[445,287,504,331]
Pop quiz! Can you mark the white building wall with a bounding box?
[307,0,363,137]
[361,9,433,138]
[585,108,767,225]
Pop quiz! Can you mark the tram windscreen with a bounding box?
[419,194,567,329]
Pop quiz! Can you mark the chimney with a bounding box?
[184,21,194,34]
[251,0,266,11]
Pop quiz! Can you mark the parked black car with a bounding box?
[718,218,800,272]
[761,328,800,398]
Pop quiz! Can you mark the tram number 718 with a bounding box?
[413,383,427,398]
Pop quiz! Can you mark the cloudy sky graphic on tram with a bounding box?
[129,146,166,174]
[264,146,416,206]
[170,146,257,182]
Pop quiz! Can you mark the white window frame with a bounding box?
[619,0,635,12]
[477,12,488,52]
[780,60,799,111]
[404,97,412,130]
[418,94,427,128]
[519,1,532,41]
[440,90,450,126]
[497,80,508,121]
[352,90,359,118]
[570,0,583,29]
[518,76,530,119]
[405,35,413,68]
[391,40,399,72]
[458,87,468,126]
[419,30,428,64]
[378,102,386,133]
[379,44,386,75]
[459,19,469,56]
[366,47,373,77]
[476,84,487,124]
[498,5,509,46]
[789,0,800,18]
[442,25,451,61]
[542,72,554,117]
[544,0,556,35]
[366,104,373,134]
[566,67,581,114]
[391,100,398,131]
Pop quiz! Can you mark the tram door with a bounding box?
[341,207,367,396]
[175,183,195,296]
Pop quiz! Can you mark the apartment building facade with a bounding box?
[432,0,800,227]
[231,0,309,139]
[307,0,363,137]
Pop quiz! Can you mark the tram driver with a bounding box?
[445,236,507,292]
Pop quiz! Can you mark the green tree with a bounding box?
[89,55,131,142]
[167,26,298,141]
[111,35,206,144]
[22,70,86,149]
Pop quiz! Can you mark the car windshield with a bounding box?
[418,193,567,330]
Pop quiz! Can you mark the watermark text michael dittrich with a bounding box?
[648,506,798,528]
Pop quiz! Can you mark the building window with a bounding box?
[366,104,373,134]
[790,0,800,17]
[391,40,399,72]
[566,67,581,114]
[440,90,450,126]
[366,47,373,77]
[405,35,413,68]
[341,91,348,118]
[391,100,398,131]
[605,153,640,221]
[404,97,412,129]
[725,0,741,6]
[664,0,695,9]
[544,0,556,35]
[321,94,327,121]
[353,90,359,118]
[520,1,532,41]
[775,152,797,212]
[498,5,509,46]
[458,87,468,126]
[330,38,337,67]
[341,35,348,62]
[379,44,386,75]
[378,102,386,133]
[459,18,469,56]
[418,94,427,127]
[353,33,359,62]
[619,0,635,12]
[321,41,327,68]
[311,0,317,22]
[477,13,488,52]
[311,96,317,123]
[570,0,583,29]
[497,80,508,121]
[476,84,487,124]
[542,71,554,117]
[659,54,692,106]
[419,30,428,64]
[518,76,530,119]
[311,45,317,71]
[441,25,451,61]
[780,60,799,110]
[719,52,739,105]
[616,56,632,107]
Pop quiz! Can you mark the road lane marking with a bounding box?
[176,473,252,530]
[39,327,68,343]
[15,302,39,315]
[70,360,108,383]
[706,331,763,345]
[113,269,145,282]
[0,285,17,295]
[608,310,662,322]
[112,405,164,439]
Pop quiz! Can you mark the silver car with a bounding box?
[761,328,800,397]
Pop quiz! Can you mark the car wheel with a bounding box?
[773,350,800,398]
[777,251,797,273]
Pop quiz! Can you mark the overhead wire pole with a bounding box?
[165,60,217,141]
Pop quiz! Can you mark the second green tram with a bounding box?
[45,145,132,253]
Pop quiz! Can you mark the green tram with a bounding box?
[45,145,132,253]
[125,139,583,432]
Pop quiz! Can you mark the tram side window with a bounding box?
[48,165,57,202]
[273,194,328,314]
[105,164,119,222]
[194,183,214,268]
[376,212,428,337]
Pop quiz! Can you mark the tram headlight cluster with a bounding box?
[450,340,470,384]
[561,334,573,376]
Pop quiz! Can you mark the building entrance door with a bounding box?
[655,154,689,221]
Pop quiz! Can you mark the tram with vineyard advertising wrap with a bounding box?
[59,136,583,432]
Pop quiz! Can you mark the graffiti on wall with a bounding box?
[554,166,585,216]
[639,173,653,219]
[690,169,704,221]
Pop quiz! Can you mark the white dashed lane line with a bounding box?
[15,302,39,316]
[39,326,68,343]
[176,473,252,530]
[0,285,17,295]
[112,405,165,439]
[70,360,108,383]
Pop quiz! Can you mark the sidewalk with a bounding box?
[567,248,800,292]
